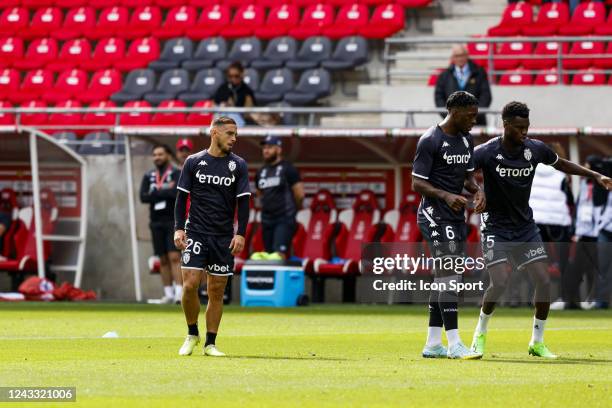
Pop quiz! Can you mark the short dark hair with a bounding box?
[502,101,530,121]
[446,91,479,110]
[227,61,244,73]
[152,143,172,155]
[211,116,237,128]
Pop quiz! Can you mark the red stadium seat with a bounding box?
[594,11,612,36]
[47,39,92,72]
[47,99,83,129]
[153,5,197,39]
[289,3,335,40]
[150,99,186,125]
[558,1,605,36]
[43,68,88,103]
[81,37,126,71]
[522,2,569,36]
[493,41,532,71]
[523,41,569,70]
[21,8,63,40]
[20,100,49,126]
[359,4,404,39]
[220,4,265,39]
[186,5,231,40]
[0,100,15,125]
[0,38,24,69]
[562,40,605,70]
[397,0,433,7]
[571,68,606,85]
[13,38,58,71]
[0,8,29,37]
[0,69,20,101]
[22,0,56,6]
[498,68,533,86]
[85,6,129,39]
[154,0,187,7]
[0,0,21,7]
[56,0,90,7]
[533,68,566,86]
[466,37,491,69]
[322,3,369,40]
[91,0,123,7]
[119,100,151,125]
[12,70,54,104]
[82,100,117,127]
[185,99,213,125]
[53,7,96,41]
[593,42,612,69]
[253,4,300,40]
[427,68,443,86]
[292,189,338,274]
[124,6,162,39]
[122,0,154,6]
[114,37,159,71]
[488,1,533,37]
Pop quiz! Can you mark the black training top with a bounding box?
[140,163,181,224]
[255,160,301,223]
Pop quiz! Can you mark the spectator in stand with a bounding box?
[176,138,194,168]
[214,62,256,126]
[434,45,491,126]
[140,144,183,304]
[593,157,612,309]
[528,143,575,310]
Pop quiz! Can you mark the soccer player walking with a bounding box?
[173,116,251,357]
[412,91,485,360]
[470,102,612,358]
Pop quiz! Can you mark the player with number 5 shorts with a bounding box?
[173,116,251,357]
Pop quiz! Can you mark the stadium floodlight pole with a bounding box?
[123,133,142,302]
[28,130,46,279]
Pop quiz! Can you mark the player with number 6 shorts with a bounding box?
[173,116,251,357]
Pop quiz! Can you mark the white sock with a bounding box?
[446,329,460,348]
[163,286,174,298]
[426,326,443,347]
[531,317,546,344]
[475,309,493,335]
[173,284,182,299]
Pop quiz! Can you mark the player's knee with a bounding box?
[168,251,180,263]
[159,255,170,266]
[182,279,199,293]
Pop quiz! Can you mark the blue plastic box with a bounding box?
[240,260,305,307]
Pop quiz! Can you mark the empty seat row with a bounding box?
[489,1,612,36]
[53,130,121,155]
[467,39,612,71]
[0,3,406,40]
[0,35,367,72]
[149,36,368,72]
[111,67,332,105]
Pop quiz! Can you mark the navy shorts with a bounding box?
[181,231,234,276]
[150,222,178,256]
[262,219,296,254]
[418,221,467,258]
[480,223,547,270]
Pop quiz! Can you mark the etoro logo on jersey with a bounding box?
[442,151,471,165]
[495,163,534,178]
[195,169,235,186]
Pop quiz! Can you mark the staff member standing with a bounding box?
[255,136,304,258]
[140,144,183,304]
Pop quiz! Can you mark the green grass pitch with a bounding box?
[0,303,610,407]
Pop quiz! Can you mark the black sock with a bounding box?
[205,331,217,346]
[428,290,444,327]
[439,290,458,331]
[188,323,199,336]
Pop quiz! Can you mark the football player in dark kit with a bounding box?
[173,116,251,357]
[140,144,183,304]
[470,102,612,359]
[255,135,304,259]
[412,91,486,360]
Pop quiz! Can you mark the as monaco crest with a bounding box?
[524,148,532,161]
[182,252,190,264]
[228,160,236,172]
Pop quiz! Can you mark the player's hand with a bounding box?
[174,229,187,251]
[596,174,612,191]
[443,192,468,211]
[229,235,245,256]
[473,189,486,214]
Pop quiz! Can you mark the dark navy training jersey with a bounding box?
[475,137,558,229]
[177,150,251,236]
[412,125,474,224]
[255,160,301,223]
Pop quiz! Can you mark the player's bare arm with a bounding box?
[553,158,612,190]
[412,176,468,212]
[464,170,486,213]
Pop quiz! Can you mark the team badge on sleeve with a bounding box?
[228,160,236,172]
[524,148,532,161]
